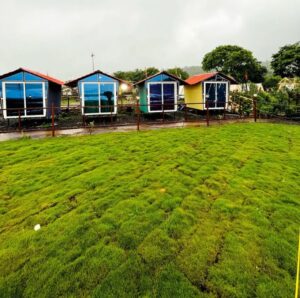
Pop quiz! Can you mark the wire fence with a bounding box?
[0,97,299,135]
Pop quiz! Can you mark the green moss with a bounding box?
[0,123,299,297]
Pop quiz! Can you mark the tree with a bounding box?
[202,45,267,83]
[263,74,281,90]
[271,42,300,77]
[113,71,129,81]
[166,67,189,80]
[114,67,159,83]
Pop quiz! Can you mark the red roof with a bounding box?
[185,72,237,85]
[0,67,64,85]
[185,72,218,85]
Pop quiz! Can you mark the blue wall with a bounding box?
[0,70,61,118]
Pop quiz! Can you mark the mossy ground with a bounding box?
[0,123,299,297]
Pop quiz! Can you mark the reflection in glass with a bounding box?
[163,84,175,111]
[83,84,99,114]
[149,84,162,111]
[100,84,115,113]
[5,83,25,116]
[216,83,226,107]
[26,84,44,115]
[205,83,216,108]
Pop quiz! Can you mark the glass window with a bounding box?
[163,84,175,111]
[3,82,46,118]
[83,84,99,114]
[216,83,226,108]
[205,82,227,108]
[100,84,115,113]
[148,83,177,112]
[82,83,117,115]
[25,84,44,115]
[5,83,25,116]
[149,84,162,111]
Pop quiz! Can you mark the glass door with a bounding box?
[149,84,162,112]
[4,83,25,117]
[163,83,176,111]
[25,83,45,116]
[82,83,99,115]
[100,83,116,114]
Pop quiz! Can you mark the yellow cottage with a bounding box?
[184,72,237,110]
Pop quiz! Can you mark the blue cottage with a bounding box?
[0,67,64,119]
[135,71,186,113]
[66,70,124,115]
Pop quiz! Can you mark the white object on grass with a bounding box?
[34,224,41,231]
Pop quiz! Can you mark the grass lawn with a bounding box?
[0,123,299,297]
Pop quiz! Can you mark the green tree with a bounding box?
[113,71,130,81]
[114,67,159,83]
[202,45,267,83]
[263,74,282,90]
[166,67,189,80]
[271,42,300,77]
[144,67,160,77]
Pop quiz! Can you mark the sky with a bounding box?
[0,0,299,80]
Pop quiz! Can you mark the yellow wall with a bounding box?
[184,84,205,110]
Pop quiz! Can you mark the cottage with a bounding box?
[66,70,124,115]
[0,68,63,119]
[135,71,186,113]
[184,72,237,110]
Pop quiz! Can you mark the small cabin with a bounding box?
[66,70,124,115]
[0,68,64,119]
[135,71,186,113]
[184,72,237,110]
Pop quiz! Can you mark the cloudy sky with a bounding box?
[0,0,299,80]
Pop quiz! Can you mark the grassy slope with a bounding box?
[0,123,299,298]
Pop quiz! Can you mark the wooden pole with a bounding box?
[51,103,55,137]
[206,101,210,127]
[253,97,257,122]
[18,109,21,131]
[136,99,140,131]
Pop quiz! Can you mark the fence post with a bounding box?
[206,101,210,127]
[253,94,257,122]
[18,109,21,131]
[51,103,55,137]
[110,104,113,125]
[136,99,140,131]
[223,103,226,120]
[82,104,86,128]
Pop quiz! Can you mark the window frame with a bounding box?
[2,81,46,119]
[147,81,178,113]
[203,81,228,110]
[81,82,117,115]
